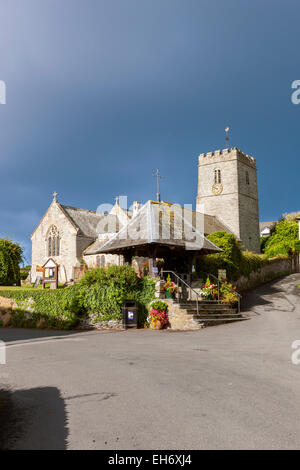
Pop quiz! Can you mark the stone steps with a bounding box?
[180,303,235,311]
[163,298,244,330]
[180,300,244,326]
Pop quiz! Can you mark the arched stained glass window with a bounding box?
[47,226,61,257]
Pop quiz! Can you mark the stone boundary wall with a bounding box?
[236,254,299,291]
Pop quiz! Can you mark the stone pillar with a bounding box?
[155,279,165,298]
[148,246,158,278]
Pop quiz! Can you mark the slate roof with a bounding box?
[60,204,120,238]
[84,200,223,255]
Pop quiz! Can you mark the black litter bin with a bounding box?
[122,300,138,329]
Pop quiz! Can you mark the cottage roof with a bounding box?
[259,221,276,232]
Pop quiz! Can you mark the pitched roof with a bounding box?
[259,221,276,232]
[84,200,223,255]
[60,204,120,238]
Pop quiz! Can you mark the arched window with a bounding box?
[96,255,101,267]
[246,170,250,185]
[214,169,221,184]
[100,255,105,268]
[47,225,60,257]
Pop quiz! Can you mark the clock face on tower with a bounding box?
[212,183,223,195]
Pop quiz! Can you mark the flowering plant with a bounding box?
[220,281,239,305]
[162,274,178,294]
[147,300,169,328]
[200,276,218,300]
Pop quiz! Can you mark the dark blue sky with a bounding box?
[0,0,299,263]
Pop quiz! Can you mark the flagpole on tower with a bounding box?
[152,169,163,202]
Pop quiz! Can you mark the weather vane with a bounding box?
[225,127,230,149]
[152,169,163,202]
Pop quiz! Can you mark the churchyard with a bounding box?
[0,216,299,332]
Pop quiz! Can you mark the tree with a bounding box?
[264,219,300,258]
[0,239,23,286]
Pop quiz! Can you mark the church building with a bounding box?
[31,147,260,283]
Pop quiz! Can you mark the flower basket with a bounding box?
[162,275,178,300]
[147,300,169,330]
[151,319,162,330]
[201,276,218,301]
[165,290,175,299]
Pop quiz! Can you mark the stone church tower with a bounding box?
[196,147,260,253]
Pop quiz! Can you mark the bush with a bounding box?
[0,239,23,286]
[264,220,300,258]
[0,266,156,329]
[0,286,80,329]
[195,231,267,281]
[77,266,155,326]
[260,236,269,253]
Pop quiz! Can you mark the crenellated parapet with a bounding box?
[198,147,256,168]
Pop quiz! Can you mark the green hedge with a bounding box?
[0,266,156,329]
[195,231,268,281]
[0,287,80,329]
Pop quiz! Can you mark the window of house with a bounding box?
[214,169,221,184]
[100,255,105,268]
[47,225,60,257]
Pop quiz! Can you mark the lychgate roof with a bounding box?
[84,200,223,255]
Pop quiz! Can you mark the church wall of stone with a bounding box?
[83,253,123,268]
[196,147,260,252]
[31,201,81,283]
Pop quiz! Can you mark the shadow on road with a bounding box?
[0,327,87,344]
[241,274,300,313]
[0,386,68,450]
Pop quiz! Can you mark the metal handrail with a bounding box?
[160,270,199,314]
[160,270,242,314]
[201,272,242,314]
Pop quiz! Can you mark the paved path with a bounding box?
[1,274,300,450]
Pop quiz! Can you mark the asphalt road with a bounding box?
[1,274,300,450]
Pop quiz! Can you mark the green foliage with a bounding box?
[77,266,155,324]
[20,270,30,281]
[150,300,168,312]
[240,251,267,278]
[195,231,267,281]
[77,265,139,289]
[0,286,81,329]
[260,236,269,253]
[264,220,300,258]
[0,266,156,330]
[0,239,23,286]
[219,282,239,305]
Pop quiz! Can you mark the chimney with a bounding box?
[133,201,140,217]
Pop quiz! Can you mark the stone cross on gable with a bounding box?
[53,191,58,201]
